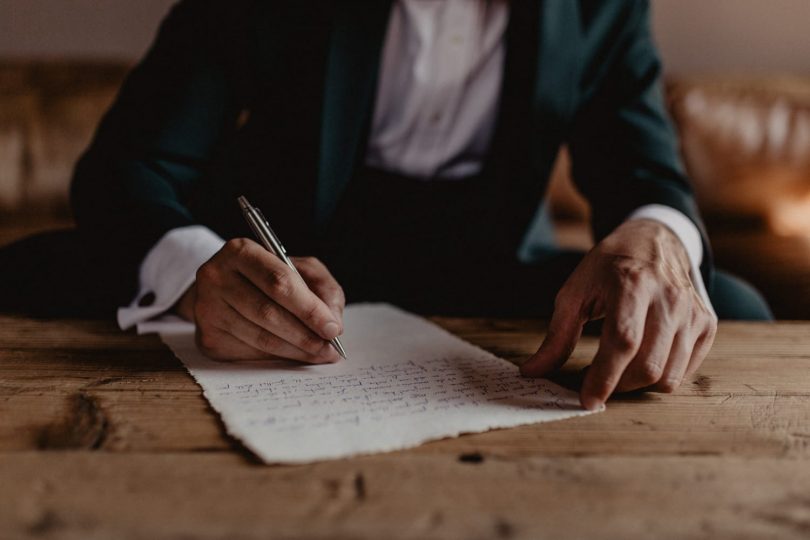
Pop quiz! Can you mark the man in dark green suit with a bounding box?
[0,0,771,410]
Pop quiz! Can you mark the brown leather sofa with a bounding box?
[1,61,809,318]
[0,61,129,242]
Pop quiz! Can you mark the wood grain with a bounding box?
[1,316,809,539]
[2,453,810,540]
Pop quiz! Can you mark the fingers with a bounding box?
[225,239,342,340]
[220,274,337,360]
[581,291,648,410]
[614,302,677,393]
[196,326,271,361]
[196,325,333,363]
[535,219,721,409]
[603,298,716,398]
[685,323,717,378]
[651,331,692,393]
[210,302,338,364]
[194,240,346,363]
[521,288,585,377]
[294,256,346,320]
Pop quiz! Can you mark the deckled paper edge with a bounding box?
[160,303,604,465]
[158,332,282,463]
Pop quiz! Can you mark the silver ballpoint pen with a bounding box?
[238,196,347,360]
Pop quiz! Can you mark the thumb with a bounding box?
[521,299,584,377]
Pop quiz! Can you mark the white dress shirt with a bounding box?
[118,0,713,332]
[365,0,508,178]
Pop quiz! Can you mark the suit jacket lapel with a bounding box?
[483,0,579,178]
[315,0,393,231]
[483,0,580,253]
[532,0,579,143]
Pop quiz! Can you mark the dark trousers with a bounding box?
[0,169,773,321]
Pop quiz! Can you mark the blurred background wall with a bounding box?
[1,0,809,75]
[0,0,170,60]
[654,0,810,75]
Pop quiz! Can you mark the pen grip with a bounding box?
[239,197,347,359]
[245,211,300,275]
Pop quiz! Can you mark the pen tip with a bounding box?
[332,340,347,360]
[237,196,250,211]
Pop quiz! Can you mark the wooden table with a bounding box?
[1,317,809,540]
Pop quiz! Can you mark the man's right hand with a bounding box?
[174,238,345,363]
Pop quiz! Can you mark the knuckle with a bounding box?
[638,361,665,385]
[330,284,346,305]
[300,333,326,355]
[299,256,320,269]
[663,285,686,307]
[257,301,278,324]
[196,263,220,285]
[616,261,646,287]
[255,330,278,353]
[300,301,323,325]
[196,328,219,355]
[267,268,295,298]
[608,326,639,354]
[224,237,251,256]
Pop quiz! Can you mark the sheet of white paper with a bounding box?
[159,303,601,464]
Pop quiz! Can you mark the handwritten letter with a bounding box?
[161,304,599,464]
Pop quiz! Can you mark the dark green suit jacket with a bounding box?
[71,0,712,289]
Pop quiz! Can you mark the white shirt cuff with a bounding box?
[117,225,226,332]
[628,204,716,319]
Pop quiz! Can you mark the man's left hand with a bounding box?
[520,219,717,410]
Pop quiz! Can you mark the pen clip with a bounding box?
[255,208,287,254]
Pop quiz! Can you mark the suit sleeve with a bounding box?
[567,0,713,287]
[70,0,239,276]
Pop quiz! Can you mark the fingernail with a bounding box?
[323,321,341,339]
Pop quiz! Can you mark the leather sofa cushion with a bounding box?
[669,78,810,235]
[0,61,128,217]
[0,93,32,210]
